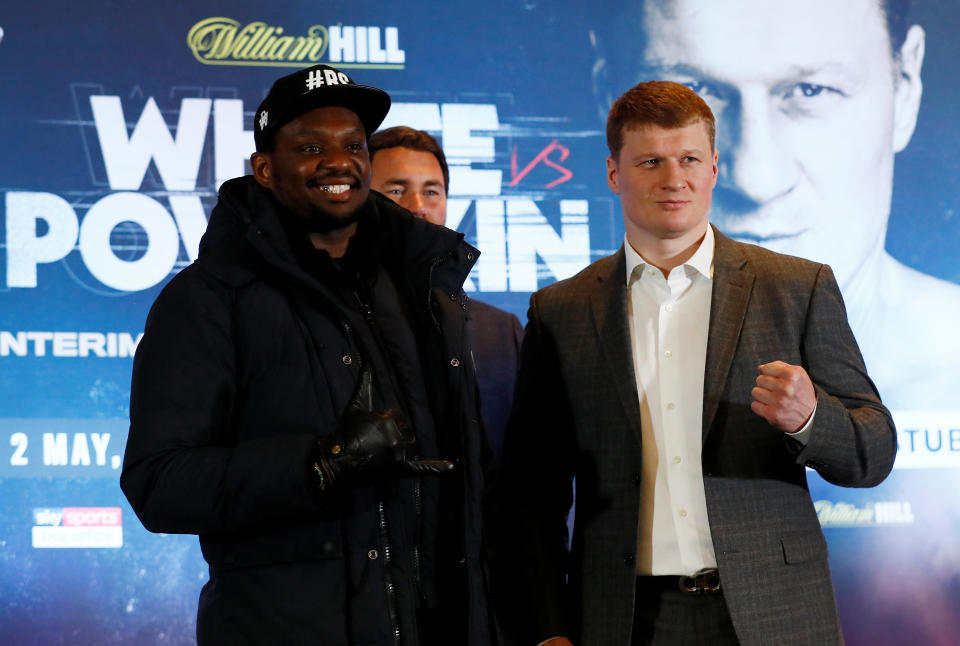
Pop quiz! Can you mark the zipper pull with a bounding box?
[353,289,376,325]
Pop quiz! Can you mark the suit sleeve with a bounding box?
[494,293,576,644]
[120,272,324,536]
[794,264,897,487]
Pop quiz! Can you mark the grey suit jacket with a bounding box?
[496,228,896,646]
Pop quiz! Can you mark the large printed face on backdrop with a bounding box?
[601,0,925,289]
[371,147,448,226]
[607,120,718,250]
[251,106,372,231]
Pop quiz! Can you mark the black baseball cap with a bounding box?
[253,64,391,151]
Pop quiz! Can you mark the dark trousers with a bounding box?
[631,576,740,646]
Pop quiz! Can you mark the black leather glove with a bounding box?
[311,368,454,493]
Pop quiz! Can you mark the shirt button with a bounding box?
[632,472,641,486]
[341,354,353,365]
[665,304,674,312]
[679,509,688,518]
[666,402,675,410]
[623,553,635,566]
[367,549,379,560]
[664,350,672,358]
[450,357,460,367]
[673,456,682,464]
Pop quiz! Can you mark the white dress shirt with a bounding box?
[625,228,718,576]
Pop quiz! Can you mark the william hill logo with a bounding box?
[187,17,405,69]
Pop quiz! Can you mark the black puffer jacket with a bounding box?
[121,176,494,646]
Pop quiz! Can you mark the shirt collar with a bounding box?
[625,224,716,284]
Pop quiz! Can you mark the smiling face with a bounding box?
[251,106,371,232]
[371,146,448,226]
[608,0,924,288]
[608,119,718,251]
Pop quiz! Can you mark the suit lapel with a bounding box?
[703,227,755,439]
[590,247,643,445]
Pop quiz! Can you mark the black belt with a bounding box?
[638,568,722,594]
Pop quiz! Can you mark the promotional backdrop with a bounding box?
[1,2,958,644]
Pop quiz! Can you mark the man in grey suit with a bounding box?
[589,0,958,411]
[496,82,897,645]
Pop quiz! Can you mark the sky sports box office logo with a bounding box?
[32,507,123,549]
[187,17,406,69]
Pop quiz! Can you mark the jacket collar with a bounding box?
[588,248,644,447]
[702,226,754,438]
[588,226,755,444]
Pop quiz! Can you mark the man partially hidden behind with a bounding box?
[369,126,524,460]
[121,64,495,645]
[496,82,896,645]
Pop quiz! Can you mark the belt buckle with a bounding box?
[678,568,721,594]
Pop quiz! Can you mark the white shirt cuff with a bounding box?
[784,402,817,445]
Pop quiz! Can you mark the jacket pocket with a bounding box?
[780,529,828,564]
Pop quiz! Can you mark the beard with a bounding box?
[295,174,369,232]
[299,207,361,233]
[271,179,369,233]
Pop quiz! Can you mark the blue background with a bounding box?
[1,1,958,644]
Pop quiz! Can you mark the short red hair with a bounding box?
[606,80,715,160]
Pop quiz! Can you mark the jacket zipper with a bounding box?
[377,500,401,645]
[353,281,419,643]
[413,478,422,601]
[339,305,403,644]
